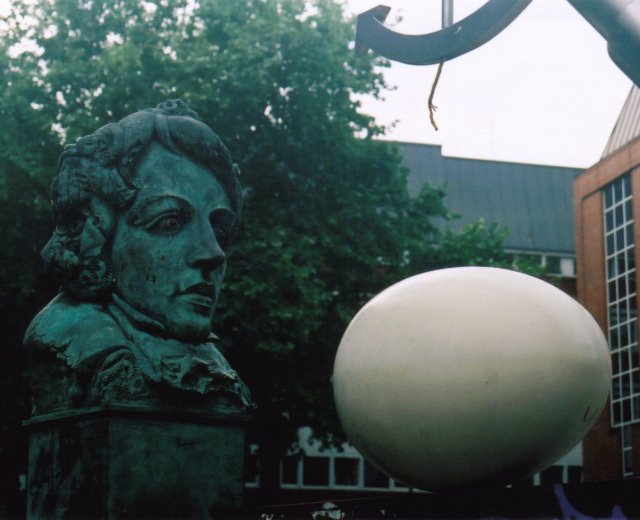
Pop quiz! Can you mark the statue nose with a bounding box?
[187,221,226,271]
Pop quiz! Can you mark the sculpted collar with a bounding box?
[106,292,251,406]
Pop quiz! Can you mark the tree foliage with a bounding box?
[0,0,510,507]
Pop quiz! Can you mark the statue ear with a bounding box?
[78,198,114,258]
[43,198,117,300]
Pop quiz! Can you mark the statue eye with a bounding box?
[210,211,235,250]
[147,214,184,234]
[214,226,230,250]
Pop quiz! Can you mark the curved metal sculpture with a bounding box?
[355,0,533,66]
[355,0,640,87]
[566,0,640,87]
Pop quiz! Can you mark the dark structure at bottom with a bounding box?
[248,478,640,519]
[25,405,249,518]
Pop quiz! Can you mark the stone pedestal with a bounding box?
[25,405,250,519]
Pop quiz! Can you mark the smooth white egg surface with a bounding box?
[333,267,611,491]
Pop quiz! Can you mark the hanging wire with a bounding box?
[429,0,451,131]
[428,62,444,131]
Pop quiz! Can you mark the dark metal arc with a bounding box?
[355,0,533,66]
[566,0,640,87]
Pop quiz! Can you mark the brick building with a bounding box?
[575,86,640,480]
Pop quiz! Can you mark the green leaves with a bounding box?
[0,0,511,457]
[437,219,510,269]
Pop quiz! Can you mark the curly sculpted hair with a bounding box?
[42,100,242,300]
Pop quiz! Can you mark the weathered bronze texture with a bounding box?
[25,100,251,415]
[25,406,249,517]
[24,100,253,517]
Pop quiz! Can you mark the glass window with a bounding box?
[303,456,329,486]
[622,425,633,448]
[540,466,563,485]
[611,304,621,325]
[281,456,299,485]
[560,257,575,277]
[606,209,614,230]
[614,402,622,424]
[611,326,620,350]
[546,256,561,275]
[622,349,630,372]
[623,449,634,474]
[244,453,259,486]
[605,186,613,207]
[621,323,631,347]
[613,377,622,400]
[623,399,631,423]
[613,352,621,374]
[334,457,360,486]
[607,233,615,255]
[608,256,617,279]
[619,277,628,300]
[567,466,582,483]
[616,206,624,229]
[627,246,636,271]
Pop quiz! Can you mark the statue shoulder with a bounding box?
[24,293,129,369]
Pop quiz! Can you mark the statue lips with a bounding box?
[178,282,216,312]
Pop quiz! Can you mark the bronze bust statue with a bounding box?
[25,100,251,416]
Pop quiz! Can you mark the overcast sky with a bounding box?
[344,0,633,168]
[2,0,633,168]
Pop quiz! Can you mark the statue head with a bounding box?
[42,100,242,341]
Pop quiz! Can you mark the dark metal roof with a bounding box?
[602,86,640,158]
[400,142,580,254]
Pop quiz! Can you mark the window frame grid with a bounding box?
[603,174,639,478]
[278,453,413,492]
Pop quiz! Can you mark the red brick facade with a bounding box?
[574,135,640,480]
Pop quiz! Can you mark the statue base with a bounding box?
[24,404,250,519]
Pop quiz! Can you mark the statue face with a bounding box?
[110,142,236,341]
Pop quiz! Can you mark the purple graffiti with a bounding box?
[553,484,628,520]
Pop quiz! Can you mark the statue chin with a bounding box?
[113,292,218,343]
[163,310,216,343]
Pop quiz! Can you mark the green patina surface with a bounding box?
[24,101,251,518]
[25,100,252,414]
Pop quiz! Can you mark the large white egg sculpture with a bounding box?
[333,267,611,491]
